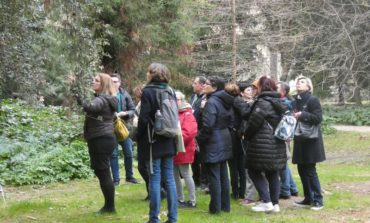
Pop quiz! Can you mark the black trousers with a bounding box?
[228,132,246,199]
[228,154,246,199]
[192,150,208,187]
[297,163,323,205]
[205,161,230,213]
[138,159,150,195]
[248,169,280,205]
[87,136,116,210]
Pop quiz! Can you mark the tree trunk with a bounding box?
[354,86,362,105]
[231,0,237,83]
[338,85,345,105]
[44,0,51,12]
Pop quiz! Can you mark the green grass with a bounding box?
[1,131,370,222]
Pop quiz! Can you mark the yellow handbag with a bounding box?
[114,114,129,141]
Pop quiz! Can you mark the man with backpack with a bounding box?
[110,73,139,186]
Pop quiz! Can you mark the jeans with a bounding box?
[110,138,134,182]
[280,164,298,196]
[149,157,177,223]
[174,164,196,203]
[205,161,230,213]
[297,163,323,205]
[248,169,280,205]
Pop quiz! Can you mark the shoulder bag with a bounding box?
[294,96,319,139]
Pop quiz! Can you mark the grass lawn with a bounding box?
[1,131,370,223]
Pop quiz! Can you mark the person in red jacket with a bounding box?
[174,91,198,208]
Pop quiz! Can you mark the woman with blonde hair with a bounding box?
[292,75,326,211]
[224,83,247,200]
[75,73,118,214]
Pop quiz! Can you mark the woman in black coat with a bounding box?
[292,76,326,211]
[225,83,247,200]
[136,63,177,223]
[75,73,118,214]
[196,76,233,214]
[244,76,287,213]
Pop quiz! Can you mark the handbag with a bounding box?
[274,112,297,141]
[114,114,129,141]
[295,121,319,139]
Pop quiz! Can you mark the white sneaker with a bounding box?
[310,202,323,211]
[272,204,280,213]
[251,202,274,212]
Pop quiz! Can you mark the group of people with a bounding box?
[76,62,326,223]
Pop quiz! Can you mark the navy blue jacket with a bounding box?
[136,82,176,161]
[196,90,233,163]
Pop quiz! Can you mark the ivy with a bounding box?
[323,105,370,126]
[0,99,92,186]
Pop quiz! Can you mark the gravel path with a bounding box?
[333,125,370,133]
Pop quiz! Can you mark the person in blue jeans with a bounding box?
[136,63,177,223]
[277,82,299,199]
[110,73,139,185]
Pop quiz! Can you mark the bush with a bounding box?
[323,105,370,126]
[322,115,337,135]
[0,99,92,186]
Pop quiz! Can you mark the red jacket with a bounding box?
[174,107,198,165]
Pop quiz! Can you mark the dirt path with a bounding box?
[333,125,370,133]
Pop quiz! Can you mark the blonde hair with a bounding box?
[296,75,314,93]
[224,83,240,96]
[97,73,116,96]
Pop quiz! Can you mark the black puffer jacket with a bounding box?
[83,94,118,141]
[196,90,233,163]
[244,91,287,171]
[136,82,177,161]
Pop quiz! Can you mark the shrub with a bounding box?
[323,105,370,126]
[0,99,92,185]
